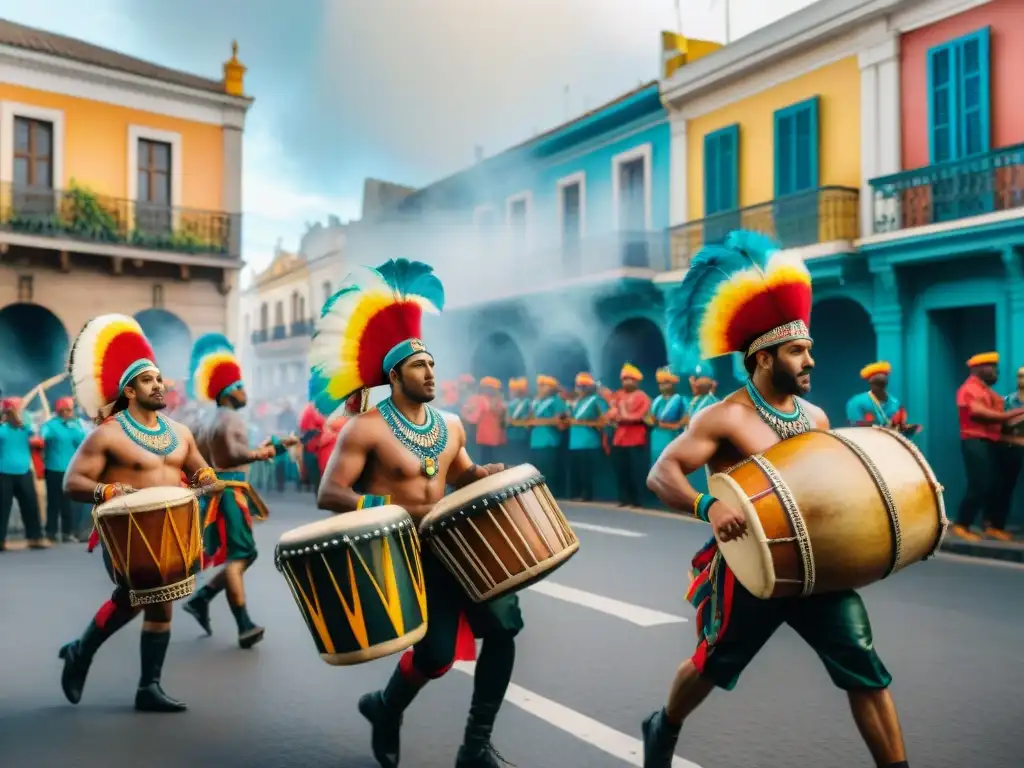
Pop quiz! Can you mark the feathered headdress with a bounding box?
[68,314,159,420]
[188,333,244,403]
[668,231,812,360]
[308,259,444,416]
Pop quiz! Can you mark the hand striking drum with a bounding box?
[59,314,218,713]
[642,232,915,768]
[306,259,523,768]
[180,333,296,649]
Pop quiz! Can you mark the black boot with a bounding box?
[229,599,264,649]
[183,584,219,636]
[455,636,516,767]
[641,708,680,768]
[59,602,136,705]
[134,631,187,713]
[358,665,424,768]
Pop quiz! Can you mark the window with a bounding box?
[17,275,33,302]
[928,27,990,164]
[259,302,269,331]
[274,301,285,336]
[13,117,53,188]
[13,117,55,218]
[618,158,646,230]
[704,124,739,215]
[773,97,819,198]
[152,284,165,308]
[506,194,530,254]
[136,138,172,234]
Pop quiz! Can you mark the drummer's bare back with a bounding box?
[686,389,829,473]
[319,409,473,520]
[196,408,249,471]
[65,417,206,498]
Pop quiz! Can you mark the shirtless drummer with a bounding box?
[310,260,517,768]
[59,314,217,712]
[181,333,298,648]
[642,232,909,768]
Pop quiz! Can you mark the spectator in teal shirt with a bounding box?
[41,397,87,542]
[529,375,568,495]
[504,377,532,467]
[567,372,608,501]
[0,397,45,550]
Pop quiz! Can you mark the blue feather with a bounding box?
[666,230,782,359]
[375,258,446,310]
[187,333,235,399]
[308,368,339,417]
[320,284,359,318]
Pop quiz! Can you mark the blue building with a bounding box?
[350,81,674,392]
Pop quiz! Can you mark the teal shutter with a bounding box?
[704,124,740,215]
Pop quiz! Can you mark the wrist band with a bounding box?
[356,494,391,510]
[93,484,106,504]
[693,492,716,522]
[271,436,286,457]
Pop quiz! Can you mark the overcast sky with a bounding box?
[0,0,816,273]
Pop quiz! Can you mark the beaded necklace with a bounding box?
[744,380,813,440]
[115,410,180,456]
[377,397,449,478]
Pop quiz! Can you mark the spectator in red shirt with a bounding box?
[609,363,651,507]
[472,377,507,465]
[316,393,364,475]
[952,352,1024,541]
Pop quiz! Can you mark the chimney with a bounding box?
[223,40,247,97]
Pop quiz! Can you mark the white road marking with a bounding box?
[526,581,688,627]
[567,520,647,538]
[454,662,704,768]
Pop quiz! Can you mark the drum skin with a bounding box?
[709,427,947,599]
[93,486,202,604]
[275,506,428,666]
[420,464,579,603]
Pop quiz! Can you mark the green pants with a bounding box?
[697,577,892,692]
[407,550,523,678]
[201,477,258,564]
[956,438,997,527]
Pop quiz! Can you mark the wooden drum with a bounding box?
[709,427,948,599]
[93,486,203,607]
[274,506,428,666]
[419,464,579,603]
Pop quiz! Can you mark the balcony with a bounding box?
[869,145,1024,235]
[251,329,268,345]
[0,181,240,257]
[289,320,313,337]
[668,186,860,270]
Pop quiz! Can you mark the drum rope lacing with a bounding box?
[421,475,546,535]
[817,429,904,577]
[751,454,817,596]
[869,426,949,560]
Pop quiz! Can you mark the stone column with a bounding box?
[1003,246,1024,373]
[668,113,688,227]
[858,35,901,238]
[870,263,906,402]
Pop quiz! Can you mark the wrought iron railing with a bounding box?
[290,320,313,337]
[0,181,240,257]
[868,144,1024,234]
[251,329,268,345]
[668,186,860,270]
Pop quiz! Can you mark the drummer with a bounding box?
[58,314,217,713]
[846,361,921,435]
[642,232,910,768]
[312,260,520,768]
[180,333,298,648]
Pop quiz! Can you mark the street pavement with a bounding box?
[1,492,1022,768]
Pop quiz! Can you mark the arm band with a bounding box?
[271,436,287,457]
[693,492,716,522]
[356,494,391,510]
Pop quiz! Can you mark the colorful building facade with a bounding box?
[0,22,252,398]
[659,0,1023,514]
[349,80,683,392]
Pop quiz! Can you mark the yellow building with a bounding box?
[0,20,252,395]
